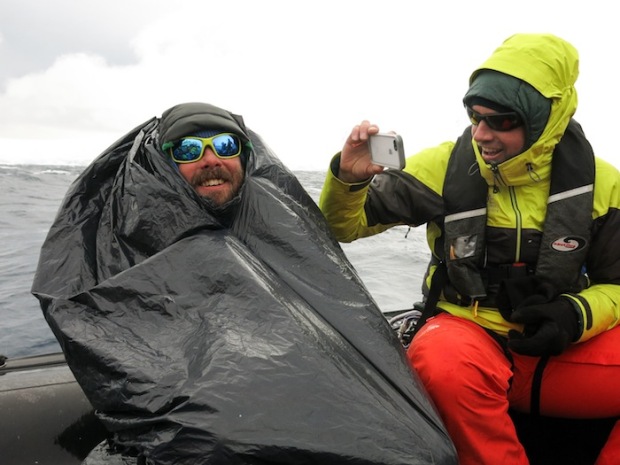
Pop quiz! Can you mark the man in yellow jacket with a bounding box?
[319,33,620,464]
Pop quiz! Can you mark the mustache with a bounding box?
[191,167,229,185]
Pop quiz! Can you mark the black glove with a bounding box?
[496,276,556,321]
[508,298,581,357]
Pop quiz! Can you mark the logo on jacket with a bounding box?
[550,236,587,252]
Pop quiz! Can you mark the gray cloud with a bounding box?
[0,0,171,87]
[0,0,618,171]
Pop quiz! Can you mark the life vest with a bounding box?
[441,119,594,303]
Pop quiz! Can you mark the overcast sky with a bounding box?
[0,0,617,170]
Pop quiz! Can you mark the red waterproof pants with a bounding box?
[407,313,620,465]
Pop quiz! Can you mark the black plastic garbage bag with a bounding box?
[32,105,457,464]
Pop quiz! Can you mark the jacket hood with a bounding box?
[469,33,580,186]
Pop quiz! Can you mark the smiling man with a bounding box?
[34,100,459,465]
[319,33,620,465]
[171,131,244,205]
[160,104,248,207]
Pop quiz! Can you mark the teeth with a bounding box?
[201,179,225,187]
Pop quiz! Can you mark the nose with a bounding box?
[198,147,221,165]
[471,121,494,143]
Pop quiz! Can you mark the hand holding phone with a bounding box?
[368,133,405,170]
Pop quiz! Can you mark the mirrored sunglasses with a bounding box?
[170,133,242,163]
[466,106,523,132]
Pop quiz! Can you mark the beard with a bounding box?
[190,166,244,207]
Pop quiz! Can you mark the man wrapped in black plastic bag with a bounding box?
[32,102,457,464]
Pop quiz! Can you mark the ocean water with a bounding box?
[0,164,430,359]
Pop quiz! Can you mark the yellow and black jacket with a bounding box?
[319,34,620,341]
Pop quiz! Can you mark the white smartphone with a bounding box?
[368,133,405,170]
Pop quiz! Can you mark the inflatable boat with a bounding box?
[0,352,107,465]
[1,348,615,465]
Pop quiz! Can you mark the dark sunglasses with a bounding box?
[466,106,523,132]
[169,133,242,163]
